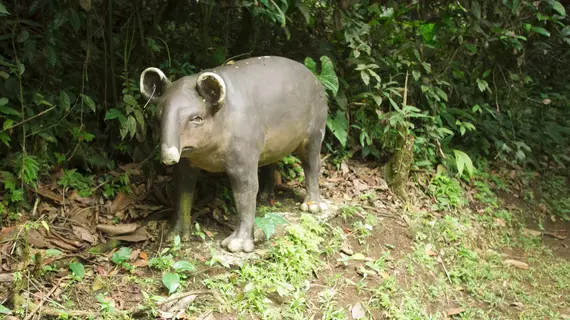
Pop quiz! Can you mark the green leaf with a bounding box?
[295,0,311,24]
[412,70,421,81]
[305,56,338,97]
[531,26,550,37]
[46,46,57,66]
[17,30,29,43]
[162,272,180,295]
[111,247,131,265]
[550,0,566,16]
[69,261,85,279]
[0,71,8,79]
[105,108,123,121]
[0,304,12,315]
[123,94,138,106]
[304,57,317,73]
[326,110,348,147]
[3,119,14,130]
[360,70,370,86]
[173,260,196,272]
[453,149,474,178]
[81,94,96,112]
[0,1,10,15]
[318,56,339,96]
[45,248,63,257]
[254,212,289,239]
[59,91,70,111]
[126,115,137,139]
[0,105,19,117]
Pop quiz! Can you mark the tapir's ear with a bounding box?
[196,72,226,109]
[140,67,171,102]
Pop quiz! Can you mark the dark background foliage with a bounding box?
[1,0,569,219]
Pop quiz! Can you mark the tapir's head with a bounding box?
[139,67,226,166]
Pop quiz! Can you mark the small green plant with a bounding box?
[148,236,196,295]
[69,260,85,281]
[254,212,289,240]
[57,169,94,197]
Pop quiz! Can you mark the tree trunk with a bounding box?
[386,72,414,200]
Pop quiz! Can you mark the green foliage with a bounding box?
[254,212,289,239]
[162,272,180,295]
[0,0,569,219]
[69,260,85,280]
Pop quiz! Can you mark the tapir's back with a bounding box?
[209,56,328,165]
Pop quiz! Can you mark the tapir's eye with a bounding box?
[190,116,203,124]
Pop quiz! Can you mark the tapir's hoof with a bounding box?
[221,232,255,253]
[300,201,328,213]
[166,226,193,242]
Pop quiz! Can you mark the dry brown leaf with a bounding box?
[425,244,437,256]
[139,251,148,260]
[510,301,524,308]
[110,226,149,242]
[544,231,568,240]
[97,223,139,236]
[37,188,63,203]
[494,218,506,227]
[351,302,366,319]
[446,307,466,316]
[504,259,529,270]
[522,228,542,237]
[72,225,96,244]
[109,192,133,214]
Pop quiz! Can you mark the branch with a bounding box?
[0,106,56,133]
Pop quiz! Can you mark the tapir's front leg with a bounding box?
[222,162,259,253]
[169,158,200,241]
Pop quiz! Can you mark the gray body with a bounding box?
[140,56,328,252]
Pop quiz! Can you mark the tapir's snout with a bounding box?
[161,143,181,165]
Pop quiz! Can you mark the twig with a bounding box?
[439,258,452,284]
[23,276,68,320]
[0,106,57,133]
[156,290,212,306]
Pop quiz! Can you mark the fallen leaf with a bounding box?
[447,307,465,316]
[351,253,372,261]
[510,301,524,308]
[97,223,139,236]
[522,228,542,237]
[340,243,354,256]
[139,251,148,260]
[341,161,349,175]
[494,218,506,227]
[133,259,148,268]
[504,259,529,270]
[72,225,96,244]
[351,302,366,319]
[544,231,567,240]
[109,192,133,214]
[425,244,437,256]
[110,226,149,242]
[91,276,105,292]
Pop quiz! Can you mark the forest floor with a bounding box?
[1,158,569,320]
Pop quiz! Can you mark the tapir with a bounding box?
[139,56,329,253]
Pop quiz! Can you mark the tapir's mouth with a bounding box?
[182,146,194,153]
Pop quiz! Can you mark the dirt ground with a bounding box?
[1,159,569,319]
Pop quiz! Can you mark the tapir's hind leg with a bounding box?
[298,126,328,213]
[257,163,276,203]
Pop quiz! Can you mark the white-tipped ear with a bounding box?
[196,72,226,107]
[140,67,171,102]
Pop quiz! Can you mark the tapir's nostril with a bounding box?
[161,144,181,165]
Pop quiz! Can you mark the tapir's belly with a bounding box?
[184,121,309,172]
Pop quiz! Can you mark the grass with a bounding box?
[2,166,570,320]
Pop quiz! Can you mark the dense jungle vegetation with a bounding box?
[1,0,570,319]
[1,0,569,212]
